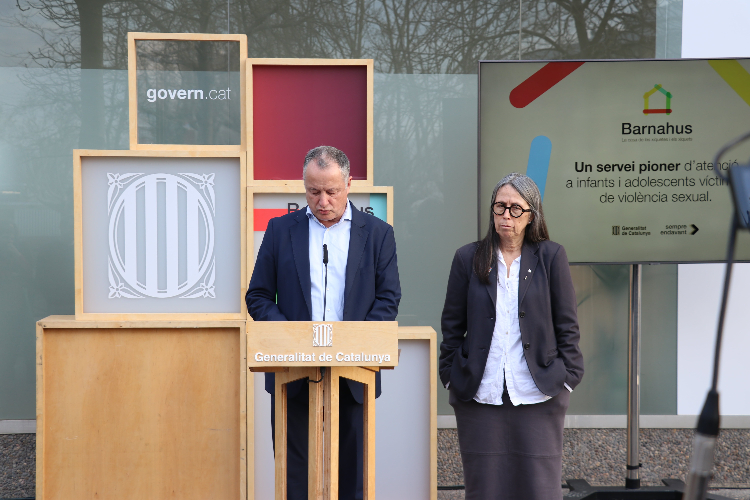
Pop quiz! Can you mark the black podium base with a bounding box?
[564,478,735,499]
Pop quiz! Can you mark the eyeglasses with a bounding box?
[493,202,532,218]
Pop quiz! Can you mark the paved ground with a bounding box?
[2,428,749,498]
[438,428,750,499]
[437,488,750,499]
[0,434,34,499]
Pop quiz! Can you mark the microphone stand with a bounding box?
[683,131,750,500]
[322,243,328,321]
[682,216,735,500]
[310,244,329,385]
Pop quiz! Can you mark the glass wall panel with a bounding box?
[655,0,683,59]
[569,265,629,414]
[373,74,478,414]
[641,263,677,415]
[0,67,128,418]
[567,264,677,415]
[2,0,658,72]
[0,0,673,419]
[520,0,656,60]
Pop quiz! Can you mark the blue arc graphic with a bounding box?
[526,135,552,201]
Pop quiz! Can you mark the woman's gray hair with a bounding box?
[303,146,350,180]
[474,172,549,283]
[490,172,549,243]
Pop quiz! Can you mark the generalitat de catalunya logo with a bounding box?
[643,84,672,115]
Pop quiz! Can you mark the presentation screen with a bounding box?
[479,58,750,263]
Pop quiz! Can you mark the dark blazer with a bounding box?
[439,239,583,401]
[245,202,401,403]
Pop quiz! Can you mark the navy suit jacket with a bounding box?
[439,239,584,401]
[246,202,401,403]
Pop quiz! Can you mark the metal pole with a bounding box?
[518,0,523,60]
[626,264,642,489]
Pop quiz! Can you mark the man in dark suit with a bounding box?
[246,146,401,500]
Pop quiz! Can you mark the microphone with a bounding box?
[322,244,328,321]
[683,390,719,500]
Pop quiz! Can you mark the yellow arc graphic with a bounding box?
[709,59,750,107]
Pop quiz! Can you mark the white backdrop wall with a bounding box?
[678,264,750,415]
[677,0,750,416]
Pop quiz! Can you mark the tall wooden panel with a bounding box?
[36,317,247,500]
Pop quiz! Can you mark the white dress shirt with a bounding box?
[473,251,552,406]
[308,202,351,322]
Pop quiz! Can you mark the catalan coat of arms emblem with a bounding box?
[312,324,333,347]
[107,172,216,299]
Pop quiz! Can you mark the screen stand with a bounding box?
[564,265,732,499]
[626,264,642,489]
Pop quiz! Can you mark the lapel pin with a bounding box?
[528,269,531,273]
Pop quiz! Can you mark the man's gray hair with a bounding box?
[303,146,350,180]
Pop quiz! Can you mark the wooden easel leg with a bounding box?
[324,369,339,500]
[308,369,325,500]
[275,377,288,500]
[330,367,377,500]
[275,367,320,500]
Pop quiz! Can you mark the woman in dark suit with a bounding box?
[439,172,584,500]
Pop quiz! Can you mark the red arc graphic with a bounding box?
[509,62,585,108]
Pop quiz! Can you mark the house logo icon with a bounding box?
[643,84,672,115]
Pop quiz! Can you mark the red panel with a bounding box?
[253,208,289,231]
[253,65,368,180]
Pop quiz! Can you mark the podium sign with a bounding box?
[247,321,398,368]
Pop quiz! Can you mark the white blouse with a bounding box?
[473,252,551,406]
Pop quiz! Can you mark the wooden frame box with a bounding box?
[74,149,247,320]
[128,32,247,151]
[246,58,374,186]
[395,326,439,500]
[36,316,248,500]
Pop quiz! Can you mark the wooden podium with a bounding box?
[247,321,398,500]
